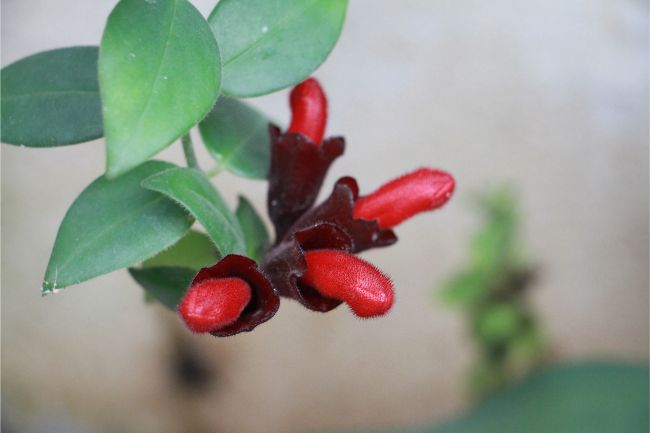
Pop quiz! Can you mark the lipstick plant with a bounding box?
[2,0,455,337]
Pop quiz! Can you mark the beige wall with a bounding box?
[2,1,648,432]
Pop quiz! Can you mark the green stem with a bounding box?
[181,133,198,169]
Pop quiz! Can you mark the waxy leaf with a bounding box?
[100,0,220,178]
[199,98,271,179]
[1,46,103,146]
[144,230,219,269]
[142,167,246,256]
[129,266,196,310]
[209,0,348,97]
[43,161,193,292]
[236,196,270,261]
[132,230,217,311]
[430,363,649,433]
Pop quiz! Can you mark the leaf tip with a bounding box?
[41,281,62,296]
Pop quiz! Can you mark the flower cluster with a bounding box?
[178,78,455,336]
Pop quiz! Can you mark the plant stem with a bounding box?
[181,133,198,169]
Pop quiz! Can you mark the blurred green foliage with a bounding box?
[328,362,649,433]
[440,186,545,398]
[427,362,648,433]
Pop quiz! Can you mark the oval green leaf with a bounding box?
[143,229,220,269]
[43,161,193,293]
[100,0,221,178]
[199,98,271,179]
[236,195,270,261]
[142,167,246,256]
[1,46,103,147]
[209,0,347,97]
[129,266,196,310]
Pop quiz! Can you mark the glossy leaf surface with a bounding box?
[143,229,219,269]
[1,46,103,146]
[100,0,220,177]
[209,0,347,96]
[142,167,246,256]
[129,266,196,310]
[236,196,270,261]
[43,161,193,292]
[199,98,271,179]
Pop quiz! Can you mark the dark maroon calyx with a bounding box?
[288,177,398,253]
[190,255,279,337]
[262,223,352,312]
[267,124,345,241]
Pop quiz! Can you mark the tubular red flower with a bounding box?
[287,78,328,145]
[299,249,394,318]
[179,255,279,337]
[178,277,252,334]
[354,168,455,229]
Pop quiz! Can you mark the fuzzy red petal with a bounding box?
[187,255,279,337]
[178,277,252,333]
[287,78,327,145]
[354,168,455,229]
[300,249,394,318]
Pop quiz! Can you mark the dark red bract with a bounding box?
[267,125,344,240]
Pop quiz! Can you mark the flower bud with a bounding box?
[287,77,328,145]
[178,277,252,334]
[354,168,455,229]
[177,255,279,337]
[299,249,394,318]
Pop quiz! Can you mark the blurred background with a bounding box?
[2,0,648,432]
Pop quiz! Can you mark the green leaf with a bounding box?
[132,230,218,311]
[1,46,103,147]
[143,229,219,269]
[235,196,270,261]
[142,167,246,256]
[429,363,649,433]
[439,270,487,306]
[129,266,196,310]
[199,98,271,179]
[43,161,193,293]
[208,0,348,97]
[100,0,220,178]
[475,303,522,343]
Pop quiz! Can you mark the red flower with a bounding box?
[177,77,455,336]
[267,79,343,240]
[300,249,394,318]
[179,277,251,333]
[178,255,279,337]
[287,78,328,145]
[354,168,455,229]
